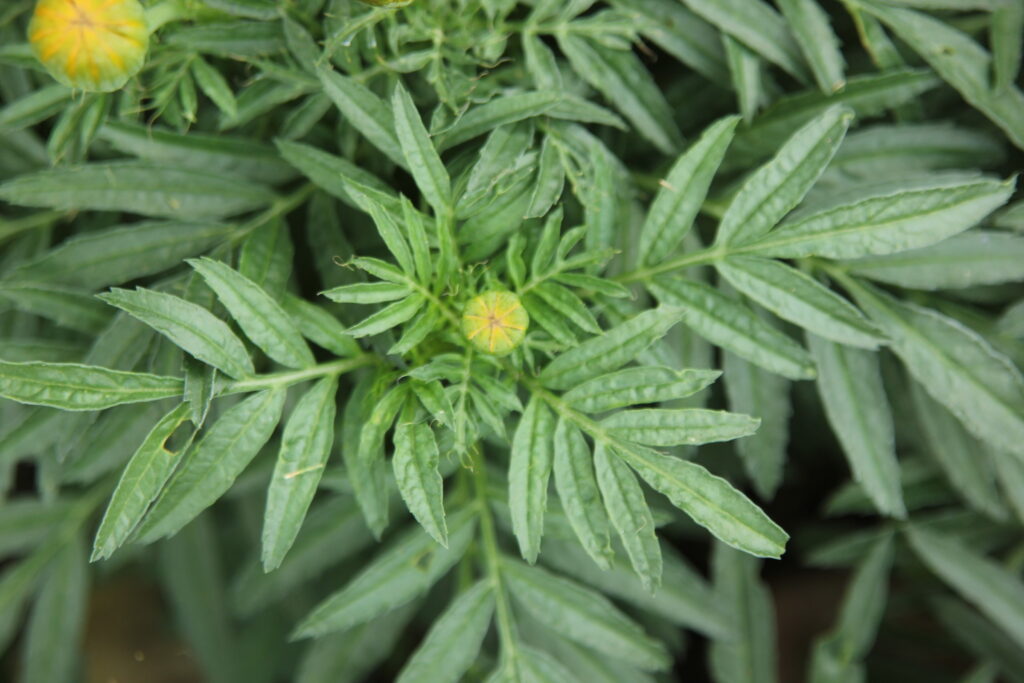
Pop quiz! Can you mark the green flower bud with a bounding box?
[462,291,529,355]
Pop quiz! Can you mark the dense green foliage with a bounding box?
[1,0,1024,680]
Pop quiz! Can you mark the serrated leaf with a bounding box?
[823,533,893,665]
[637,115,739,267]
[709,542,778,683]
[10,220,234,290]
[345,295,425,339]
[100,287,254,380]
[718,256,882,348]
[853,0,1024,150]
[746,177,1015,259]
[392,83,451,216]
[262,377,338,572]
[342,376,391,537]
[136,389,286,543]
[534,282,600,334]
[553,418,613,569]
[395,580,495,683]
[807,334,905,518]
[614,442,788,558]
[293,508,475,638]
[594,442,662,593]
[557,33,681,153]
[525,136,566,219]
[613,0,728,83]
[602,408,760,447]
[906,525,1024,650]
[190,258,313,369]
[843,231,1024,290]
[0,161,274,219]
[238,218,293,297]
[21,535,88,683]
[510,396,555,563]
[393,417,447,546]
[564,366,719,414]
[539,307,683,390]
[502,557,670,671]
[322,282,412,305]
[651,278,815,380]
[92,402,193,561]
[0,361,182,411]
[275,140,398,209]
[282,294,362,358]
[191,55,237,118]
[848,283,1024,459]
[683,0,811,82]
[724,35,765,122]
[909,381,1006,520]
[317,66,405,168]
[0,282,112,334]
[723,351,790,499]
[715,106,851,247]
[438,91,560,150]
[777,0,845,93]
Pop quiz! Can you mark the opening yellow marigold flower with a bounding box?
[462,291,529,356]
[29,0,149,92]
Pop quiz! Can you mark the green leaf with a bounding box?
[637,115,739,267]
[275,140,398,209]
[525,136,566,219]
[709,542,778,683]
[98,121,293,184]
[563,366,720,414]
[650,278,815,380]
[238,218,294,297]
[21,535,88,683]
[136,389,286,543]
[990,448,1024,526]
[543,538,728,637]
[747,177,1015,259]
[99,287,254,380]
[10,220,234,290]
[282,294,362,358]
[717,256,882,348]
[614,442,789,558]
[807,334,905,518]
[322,282,411,305]
[437,91,560,150]
[723,351,790,499]
[262,377,339,572]
[0,282,113,334]
[822,533,893,664]
[683,0,811,82]
[557,33,681,153]
[612,0,729,82]
[392,83,452,216]
[853,0,1024,150]
[909,381,1006,520]
[992,0,1023,93]
[350,378,404,537]
[848,282,1024,459]
[92,402,193,561]
[344,294,425,339]
[0,361,182,411]
[0,162,274,219]
[906,525,1024,650]
[539,307,683,390]
[777,0,845,93]
[715,106,852,247]
[534,282,600,334]
[510,395,555,563]
[189,257,314,369]
[553,418,613,570]
[602,408,760,447]
[393,417,447,547]
[502,558,671,671]
[317,66,405,169]
[191,55,238,119]
[843,231,1024,290]
[293,508,476,639]
[723,35,766,122]
[395,580,495,683]
[594,442,662,593]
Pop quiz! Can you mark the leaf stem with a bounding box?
[614,245,725,285]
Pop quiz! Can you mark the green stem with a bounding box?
[469,444,520,669]
[222,355,374,395]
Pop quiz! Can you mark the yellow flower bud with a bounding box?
[29,0,149,93]
[462,291,529,356]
